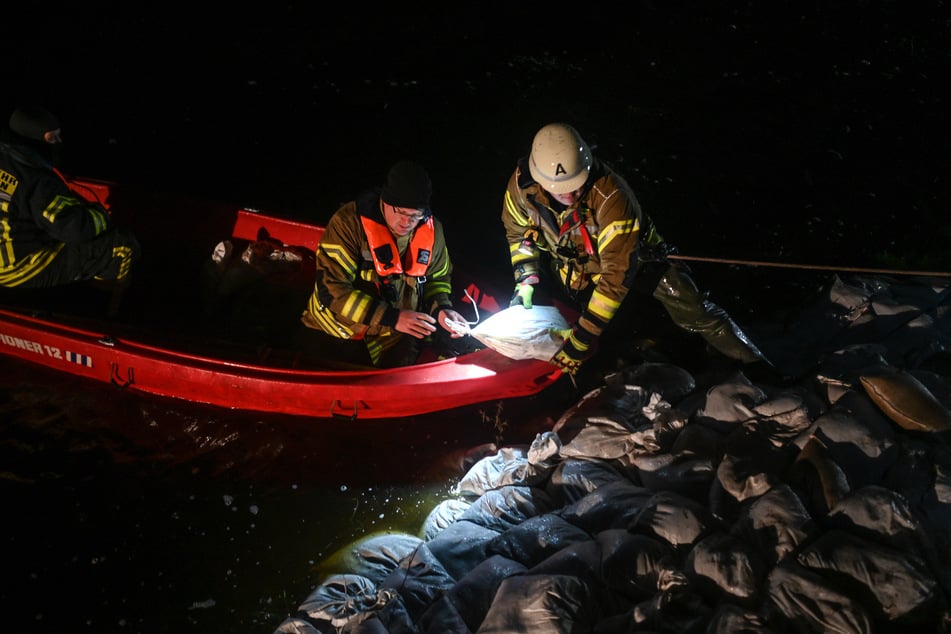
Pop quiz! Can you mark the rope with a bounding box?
[667,254,951,278]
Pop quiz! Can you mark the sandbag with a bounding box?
[463,305,569,361]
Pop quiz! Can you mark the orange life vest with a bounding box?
[360,214,435,286]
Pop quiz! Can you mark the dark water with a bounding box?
[3,3,949,632]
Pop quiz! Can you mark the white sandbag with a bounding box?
[463,305,570,361]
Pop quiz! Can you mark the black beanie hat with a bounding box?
[381,160,432,211]
[9,106,60,142]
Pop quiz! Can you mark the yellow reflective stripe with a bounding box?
[39,196,110,233]
[365,338,384,365]
[89,207,109,233]
[587,289,621,323]
[424,280,451,298]
[504,191,533,227]
[340,291,374,323]
[307,294,356,338]
[568,330,591,353]
[0,243,64,286]
[0,215,13,267]
[319,242,358,275]
[509,242,536,266]
[596,217,637,253]
[42,195,74,222]
[426,256,451,279]
[0,168,18,196]
[113,245,135,280]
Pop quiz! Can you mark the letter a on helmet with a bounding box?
[528,123,592,194]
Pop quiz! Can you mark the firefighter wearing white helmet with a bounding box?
[528,123,593,194]
[501,122,770,377]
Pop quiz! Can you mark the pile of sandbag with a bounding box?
[275,275,951,633]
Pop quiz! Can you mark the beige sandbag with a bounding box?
[860,371,951,432]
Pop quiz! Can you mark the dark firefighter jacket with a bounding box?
[0,142,115,286]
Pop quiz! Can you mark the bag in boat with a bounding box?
[456,305,570,362]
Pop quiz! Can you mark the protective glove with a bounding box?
[549,327,590,376]
[510,279,537,309]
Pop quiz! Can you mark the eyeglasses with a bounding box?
[390,205,427,222]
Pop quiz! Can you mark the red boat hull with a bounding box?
[0,306,563,419]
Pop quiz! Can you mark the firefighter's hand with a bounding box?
[436,308,468,338]
[396,310,438,339]
[510,282,535,309]
[549,328,588,376]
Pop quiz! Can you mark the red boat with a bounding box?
[0,177,568,419]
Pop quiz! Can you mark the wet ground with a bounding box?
[2,3,949,632]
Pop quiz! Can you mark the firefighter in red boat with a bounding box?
[298,160,466,368]
[0,106,140,291]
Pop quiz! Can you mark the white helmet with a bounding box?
[528,123,592,194]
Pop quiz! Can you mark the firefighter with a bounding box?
[502,122,769,376]
[298,160,466,368]
[0,106,140,290]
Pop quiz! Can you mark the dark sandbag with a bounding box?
[607,586,712,633]
[420,498,470,541]
[334,534,430,587]
[596,529,682,600]
[295,574,391,631]
[767,562,874,633]
[634,449,717,502]
[786,434,852,519]
[425,519,501,582]
[797,528,939,623]
[476,574,600,634]
[451,442,556,498]
[556,479,654,533]
[604,361,697,405]
[630,490,722,550]
[684,530,767,607]
[418,554,527,633]
[705,603,771,633]
[546,457,638,504]
[552,384,652,439]
[348,599,414,633]
[730,483,817,568]
[559,416,651,462]
[559,412,685,465]
[751,391,818,441]
[485,513,592,567]
[379,541,456,624]
[716,423,798,505]
[826,485,951,600]
[811,390,900,489]
[522,528,686,606]
[457,484,555,532]
[695,375,768,430]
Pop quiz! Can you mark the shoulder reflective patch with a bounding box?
[0,169,18,198]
